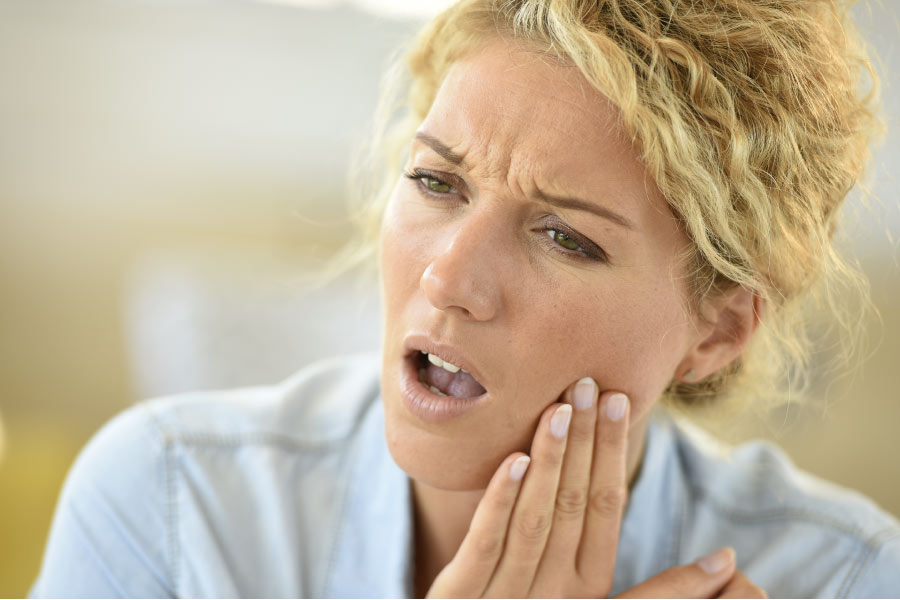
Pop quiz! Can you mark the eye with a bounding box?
[541,227,608,263]
[404,169,459,195]
[546,229,581,251]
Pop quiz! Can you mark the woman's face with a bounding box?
[379,40,701,490]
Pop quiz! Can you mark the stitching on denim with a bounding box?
[836,539,871,599]
[321,404,373,597]
[837,529,900,598]
[691,481,900,597]
[139,402,182,595]
[691,481,878,541]
[140,393,374,596]
[163,437,180,593]
[164,432,350,454]
[322,441,361,596]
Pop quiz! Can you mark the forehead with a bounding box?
[419,40,638,182]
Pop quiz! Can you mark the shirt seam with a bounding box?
[690,480,900,597]
[141,405,367,598]
[322,455,358,597]
[837,528,900,598]
[321,402,376,597]
[163,438,180,596]
[155,432,352,453]
[141,403,181,596]
[689,481,886,542]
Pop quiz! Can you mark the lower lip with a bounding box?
[399,353,489,423]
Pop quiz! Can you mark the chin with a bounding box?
[381,387,501,491]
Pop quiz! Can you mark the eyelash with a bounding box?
[403,169,608,263]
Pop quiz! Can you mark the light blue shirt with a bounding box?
[30,353,900,598]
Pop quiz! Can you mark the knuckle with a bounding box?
[536,440,564,464]
[599,428,626,449]
[555,486,588,517]
[567,423,593,444]
[589,485,627,519]
[472,533,504,561]
[515,510,552,541]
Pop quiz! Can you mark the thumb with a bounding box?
[615,547,736,599]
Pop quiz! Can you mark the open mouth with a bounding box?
[408,351,488,399]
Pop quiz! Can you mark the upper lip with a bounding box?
[403,333,490,392]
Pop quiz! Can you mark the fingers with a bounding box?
[718,570,768,598]
[538,377,598,561]
[528,377,602,596]
[615,547,737,599]
[576,390,630,581]
[482,401,572,597]
[426,452,531,598]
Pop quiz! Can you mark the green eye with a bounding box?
[548,230,581,251]
[425,177,454,193]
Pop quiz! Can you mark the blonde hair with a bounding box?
[323,0,882,420]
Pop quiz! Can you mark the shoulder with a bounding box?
[661,413,900,598]
[32,352,383,598]
[71,350,382,486]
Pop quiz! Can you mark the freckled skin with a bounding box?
[377,39,707,575]
[380,40,697,488]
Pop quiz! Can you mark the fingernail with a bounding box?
[550,404,572,439]
[573,377,596,411]
[509,456,531,482]
[696,547,734,574]
[604,393,628,421]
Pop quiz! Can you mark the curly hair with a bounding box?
[323,0,882,421]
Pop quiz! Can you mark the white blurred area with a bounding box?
[260,0,455,19]
[123,247,381,399]
[0,0,422,410]
[0,1,898,596]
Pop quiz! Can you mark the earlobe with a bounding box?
[677,286,764,382]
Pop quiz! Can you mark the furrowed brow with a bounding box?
[537,190,637,231]
[414,132,468,169]
[414,131,635,231]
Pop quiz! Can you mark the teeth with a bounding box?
[425,352,462,374]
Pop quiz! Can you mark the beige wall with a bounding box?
[1,1,898,597]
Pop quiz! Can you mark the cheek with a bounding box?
[527,278,689,418]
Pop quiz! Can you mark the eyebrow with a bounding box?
[536,190,637,231]
[415,132,468,169]
[414,131,637,231]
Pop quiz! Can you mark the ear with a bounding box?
[675,285,764,383]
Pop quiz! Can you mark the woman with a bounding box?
[31,0,898,597]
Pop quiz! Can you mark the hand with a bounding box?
[425,377,767,598]
[617,548,767,598]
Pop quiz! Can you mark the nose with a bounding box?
[420,212,503,321]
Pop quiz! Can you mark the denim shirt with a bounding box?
[30,353,900,598]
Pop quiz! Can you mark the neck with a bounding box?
[410,410,651,598]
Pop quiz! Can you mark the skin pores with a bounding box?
[379,40,703,493]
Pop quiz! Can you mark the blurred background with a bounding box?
[0,0,898,596]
